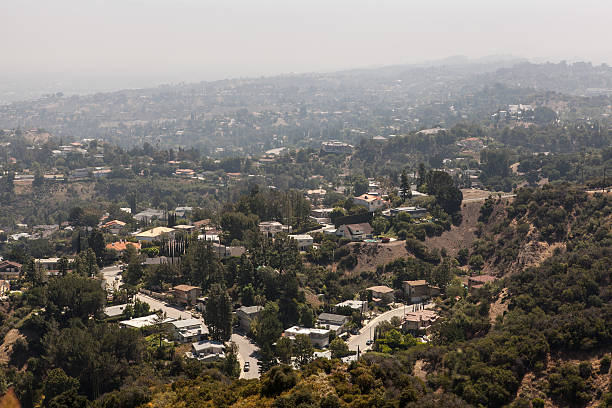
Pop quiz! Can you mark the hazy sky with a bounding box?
[1,0,612,93]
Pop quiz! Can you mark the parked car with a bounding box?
[243,361,250,371]
[366,339,374,346]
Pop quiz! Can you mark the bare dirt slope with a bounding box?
[347,241,410,274]
[425,200,482,257]
[0,329,24,365]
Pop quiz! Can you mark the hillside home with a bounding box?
[259,221,292,238]
[236,305,263,332]
[353,194,389,212]
[316,313,349,334]
[335,300,368,314]
[134,227,175,242]
[283,326,330,348]
[172,285,202,306]
[105,240,141,255]
[191,340,225,362]
[366,285,395,304]
[0,261,21,280]
[288,234,314,250]
[337,223,373,241]
[101,220,127,235]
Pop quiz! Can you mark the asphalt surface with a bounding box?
[347,302,434,352]
[231,331,261,379]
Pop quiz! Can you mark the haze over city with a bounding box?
[2,0,612,99]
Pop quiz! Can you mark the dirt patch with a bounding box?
[489,288,509,324]
[0,388,21,408]
[425,201,481,257]
[344,241,410,274]
[513,241,565,272]
[0,329,24,365]
[513,350,611,408]
[413,359,428,381]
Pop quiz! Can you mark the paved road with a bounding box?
[347,302,434,352]
[231,331,261,379]
[101,265,123,292]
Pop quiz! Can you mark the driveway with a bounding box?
[231,330,261,379]
[134,293,194,321]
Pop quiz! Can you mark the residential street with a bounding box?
[100,265,123,292]
[231,331,261,379]
[347,302,434,352]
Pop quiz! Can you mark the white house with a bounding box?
[283,326,330,348]
[170,318,208,343]
[259,221,292,238]
[353,194,389,212]
[190,340,225,362]
[288,234,314,251]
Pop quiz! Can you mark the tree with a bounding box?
[204,284,232,341]
[46,274,105,322]
[221,342,240,378]
[123,258,143,286]
[42,368,80,402]
[417,163,427,190]
[431,260,453,290]
[275,337,293,364]
[87,229,105,265]
[426,170,463,214]
[329,337,350,359]
[353,176,369,196]
[252,302,283,352]
[293,334,314,368]
[153,311,168,349]
[57,256,70,276]
[400,170,412,201]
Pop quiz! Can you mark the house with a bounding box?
[311,208,334,218]
[172,285,202,306]
[174,206,193,218]
[212,243,246,259]
[335,300,368,314]
[283,326,330,348]
[35,258,68,274]
[288,234,314,251]
[321,140,353,154]
[259,221,292,238]
[193,219,211,230]
[468,275,497,292]
[366,285,395,304]
[134,227,175,242]
[353,194,389,212]
[388,207,428,218]
[105,240,141,255]
[191,340,225,362]
[236,305,263,332]
[170,318,208,343]
[101,220,127,235]
[402,280,436,303]
[337,223,373,241]
[173,225,196,233]
[316,313,349,334]
[119,314,174,329]
[0,261,22,280]
[133,209,166,222]
[401,310,439,333]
